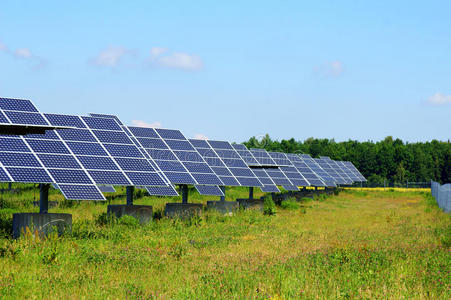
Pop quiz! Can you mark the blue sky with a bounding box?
[1,0,450,143]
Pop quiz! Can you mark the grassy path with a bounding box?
[0,189,450,299]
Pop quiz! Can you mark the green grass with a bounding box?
[0,184,450,299]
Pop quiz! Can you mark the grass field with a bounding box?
[0,185,450,299]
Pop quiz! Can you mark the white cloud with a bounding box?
[14,48,32,59]
[315,60,344,77]
[131,120,162,128]
[193,133,208,140]
[427,93,451,105]
[91,46,129,67]
[150,47,168,57]
[0,41,8,52]
[156,52,203,71]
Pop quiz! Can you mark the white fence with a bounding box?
[431,181,451,213]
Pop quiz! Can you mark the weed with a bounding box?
[280,198,300,210]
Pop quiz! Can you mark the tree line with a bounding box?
[242,135,451,184]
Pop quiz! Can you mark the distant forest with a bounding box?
[242,135,451,184]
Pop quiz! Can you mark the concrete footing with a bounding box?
[164,203,203,218]
[206,201,239,214]
[107,205,153,224]
[12,213,72,239]
[237,198,264,211]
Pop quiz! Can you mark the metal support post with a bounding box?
[181,185,188,203]
[126,186,134,205]
[220,186,225,201]
[249,187,254,199]
[39,183,50,213]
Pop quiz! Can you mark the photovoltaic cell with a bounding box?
[195,185,225,196]
[146,185,179,196]
[298,154,336,187]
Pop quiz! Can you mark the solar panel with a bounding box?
[127,127,222,187]
[0,98,51,126]
[250,148,278,166]
[336,161,360,182]
[298,154,336,187]
[97,185,116,193]
[322,158,354,184]
[314,158,348,185]
[189,139,264,188]
[146,185,179,196]
[343,161,367,181]
[282,153,325,187]
[45,114,167,188]
[195,185,225,196]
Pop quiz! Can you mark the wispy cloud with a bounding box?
[427,93,451,105]
[90,46,132,67]
[193,133,208,140]
[149,48,203,71]
[0,40,47,70]
[131,120,162,128]
[315,60,344,77]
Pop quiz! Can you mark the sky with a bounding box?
[0,0,450,143]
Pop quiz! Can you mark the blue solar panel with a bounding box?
[155,128,185,140]
[155,160,186,172]
[58,184,105,200]
[128,127,159,138]
[261,185,280,192]
[146,185,179,196]
[0,137,30,152]
[0,152,41,167]
[37,154,82,169]
[97,185,116,193]
[45,114,87,128]
[203,157,225,167]
[26,139,71,154]
[4,111,49,125]
[237,177,262,187]
[296,154,335,187]
[222,159,248,168]
[6,167,53,183]
[77,156,119,170]
[81,116,122,131]
[250,149,277,166]
[182,162,213,173]
[25,131,59,140]
[189,139,209,148]
[0,167,11,181]
[268,152,291,166]
[66,142,108,156]
[195,185,224,196]
[191,173,223,185]
[173,150,204,162]
[218,176,240,186]
[231,143,247,150]
[147,149,177,160]
[87,171,130,185]
[165,140,194,151]
[89,114,124,125]
[103,144,143,158]
[0,111,9,124]
[57,129,97,142]
[137,138,168,149]
[125,171,167,186]
[48,169,93,184]
[214,149,241,159]
[114,158,155,172]
[93,130,133,144]
[208,140,233,150]
[282,185,299,191]
[210,167,233,176]
[164,172,196,184]
[229,168,255,177]
[272,178,292,186]
[0,98,39,112]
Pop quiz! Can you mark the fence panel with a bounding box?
[431,181,451,213]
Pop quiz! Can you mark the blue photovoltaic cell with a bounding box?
[48,169,92,184]
[261,185,280,192]
[208,140,233,150]
[114,158,155,172]
[66,141,108,156]
[0,137,30,152]
[137,138,168,149]
[237,177,263,187]
[89,114,123,125]
[222,159,248,168]
[155,160,186,172]
[337,161,360,181]
[0,168,11,181]
[77,156,119,170]
[164,172,196,184]
[25,131,59,140]
[271,177,292,186]
[155,128,185,140]
[6,167,53,183]
[165,140,194,151]
[57,129,97,142]
[125,172,167,186]
[103,144,143,158]
[87,170,130,185]
[0,98,39,112]
[231,143,247,150]
[250,149,277,166]
[37,154,82,169]
[218,176,240,186]
[0,152,41,167]
[128,127,159,138]
[4,111,49,125]
[81,116,122,131]
[282,185,300,191]
[182,162,213,173]
[147,149,177,160]
[328,160,354,184]
[268,152,291,166]
[191,173,223,185]
[195,148,218,158]
[203,157,225,167]
[229,168,255,177]
[173,151,204,162]
[195,185,224,196]
[97,185,116,193]
[58,184,105,200]
[344,161,366,181]
[0,111,9,123]
[93,130,132,144]
[146,185,179,196]
[26,139,71,154]
[214,149,241,159]
[189,139,209,148]
[45,114,86,128]
[210,167,233,176]
[297,154,335,187]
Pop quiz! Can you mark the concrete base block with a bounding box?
[237,198,264,211]
[12,213,72,239]
[107,205,153,224]
[206,201,239,215]
[164,203,203,218]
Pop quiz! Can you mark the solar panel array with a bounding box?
[0,97,367,200]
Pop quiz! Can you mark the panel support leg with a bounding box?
[39,183,50,214]
[181,185,188,203]
[220,186,226,201]
[249,187,254,200]
[126,186,134,205]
